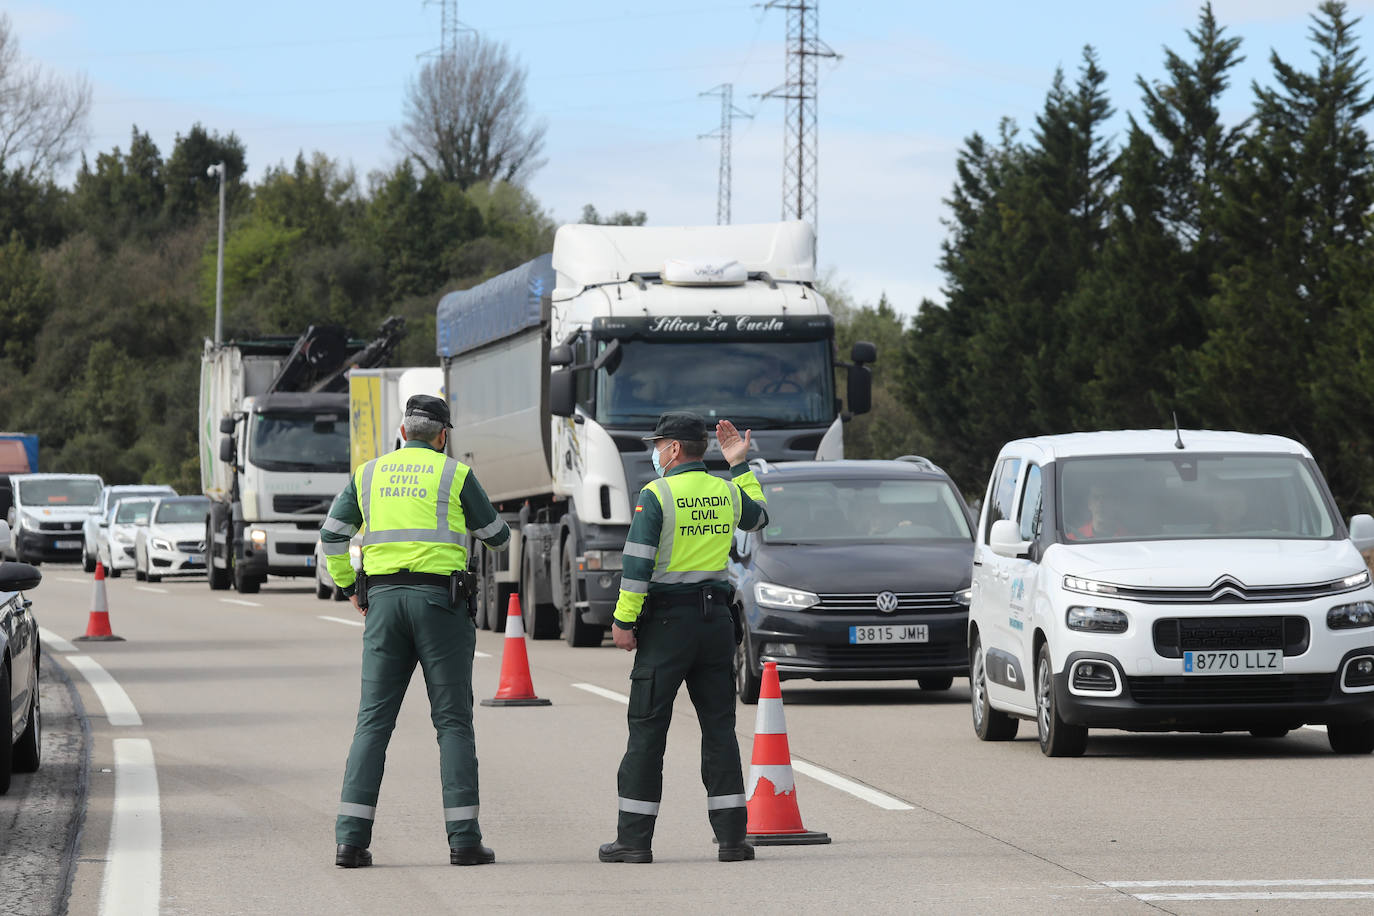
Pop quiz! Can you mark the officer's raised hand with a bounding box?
[715,419,752,466]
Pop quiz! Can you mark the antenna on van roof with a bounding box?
[1172,412,1185,450]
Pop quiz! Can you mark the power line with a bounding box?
[699,84,753,225]
[760,1,839,235]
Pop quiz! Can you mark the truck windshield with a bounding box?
[250,412,350,472]
[596,339,834,428]
[761,478,972,544]
[1059,453,1339,542]
[17,478,102,507]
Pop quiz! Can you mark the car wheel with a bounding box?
[13,664,41,774]
[108,565,121,578]
[1327,721,1374,754]
[561,540,603,647]
[82,546,96,574]
[134,549,146,581]
[146,568,161,584]
[1036,643,1087,757]
[735,627,762,705]
[970,635,1019,741]
[918,676,954,692]
[332,585,347,601]
[0,664,12,795]
[1249,726,1290,739]
[316,571,331,600]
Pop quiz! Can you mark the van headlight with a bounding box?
[754,582,820,610]
[1064,575,1120,596]
[1328,601,1374,630]
[1066,606,1128,633]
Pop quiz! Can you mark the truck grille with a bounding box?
[1125,673,1333,705]
[1153,617,1309,658]
[273,494,333,515]
[815,592,962,615]
[276,542,314,555]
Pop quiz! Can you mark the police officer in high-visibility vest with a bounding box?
[323,395,511,869]
[599,412,768,864]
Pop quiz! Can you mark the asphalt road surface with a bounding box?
[5,565,1374,915]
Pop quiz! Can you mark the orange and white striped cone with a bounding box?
[480,594,551,707]
[745,661,829,845]
[74,561,124,642]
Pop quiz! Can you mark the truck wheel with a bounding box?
[1327,721,1374,754]
[471,548,489,629]
[207,519,231,591]
[971,635,1019,741]
[1036,643,1087,757]
[13,665,41,773]
[520,553,559,639]
[234,565,261,594]
[560,540,604,647]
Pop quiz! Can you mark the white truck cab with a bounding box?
[967,429,1374,756]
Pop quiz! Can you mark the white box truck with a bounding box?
[200,321,405,593]
[436,221,875,646]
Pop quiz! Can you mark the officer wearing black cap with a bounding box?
[599,412,769,864]
[322,394,512,868]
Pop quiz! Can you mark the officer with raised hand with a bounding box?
[599,412,769,864]
[323,394,511,869]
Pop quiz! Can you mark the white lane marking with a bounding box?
[573,683,629,705]
[39,626,77,653]
[68,656,142,726]
[101,738,161,916]
[318,615,364,628]
[1137,892,1374,901]
[57,576,89,584]
[790,758,914,811]
[1302,724,1328,732]
[219,598,262,607]
[135,586,167,594]
[474,650,492,659]
[1107,880,1374,888]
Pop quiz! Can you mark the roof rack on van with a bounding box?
[748,457,774,475]
[894,455,940,472]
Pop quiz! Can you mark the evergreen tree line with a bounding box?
[896,0,1374,514]
[0,125,555,492]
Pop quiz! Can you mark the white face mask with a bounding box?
[651,442,674,477]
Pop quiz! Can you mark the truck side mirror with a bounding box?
[219,436,236,464]
[549,345,574,367]
[593,339,623,376]
[1351,513,1374,553]
[847,365,872,416]
[550,369,576,418]
[219,416,237,434]
[851,341,877,364]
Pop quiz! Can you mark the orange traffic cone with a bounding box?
[745,661,829,845]
[480,594,551,707]
[74,561,124,642]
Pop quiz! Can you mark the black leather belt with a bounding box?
[368,571,452,588]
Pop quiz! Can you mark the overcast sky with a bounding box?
[11,0,1374,315]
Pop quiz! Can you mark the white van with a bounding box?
[967,430,1374,756]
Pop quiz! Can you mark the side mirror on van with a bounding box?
[1350,514,1374,554]
[989,519,1029,559]
[0,519,10,554]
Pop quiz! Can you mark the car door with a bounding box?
[973,456,1027,709]
[1006,462,1045,693]
[2,588,31,735]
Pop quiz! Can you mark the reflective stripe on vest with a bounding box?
[355,449,470,574]
[645,472,741,585]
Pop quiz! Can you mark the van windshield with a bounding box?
[760,478,972,544]
[1059,453,1338,542]
[17,478,102,507]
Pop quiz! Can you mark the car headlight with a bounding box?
[1066,606,1129,633]
[1064,575,1120,596]
[582,549,623,571]
[115,529,135,544]
[953,587,972,607]
[151,538,172,552]
[754,582,820,610]
[1328,601,1374,630]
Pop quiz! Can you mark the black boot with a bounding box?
[450,845,496,866]
[335,844,372,868]
[717,842,755,862]
[598,841,652,863]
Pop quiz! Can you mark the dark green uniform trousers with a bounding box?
[616,589,747,848]
[336,584,482,849]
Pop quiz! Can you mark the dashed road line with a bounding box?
[1138,891,1374,901]
[68,656,142,726]
[57,576,89,584]
[790,758,914,811]
[100,738,161,916]
[135,585,167,594]
[573,683,629,704]
[219,598,262,607]
[38,626,77,653]
[318,615,363,628]
[474,650,492,658]
[1302,724,1328,733]
[1108,879,1374,888]
[1109,879,1374,903]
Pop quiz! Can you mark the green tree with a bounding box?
[0,231,53,370]
[72,126,166,247]
[163,123,247,223]
[580,204,647,226]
